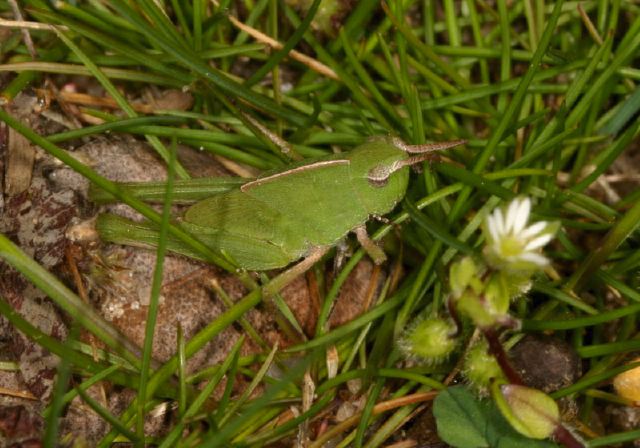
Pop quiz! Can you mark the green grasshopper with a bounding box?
[94,137,465,285]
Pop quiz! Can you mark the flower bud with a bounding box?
[449,256,480,298]
[399,317,458,364]
[492,383,560,440]
[463,341,505,391]
[456,290,497,328]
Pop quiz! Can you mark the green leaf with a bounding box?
[433,386,559,448]
[434,386,491,447]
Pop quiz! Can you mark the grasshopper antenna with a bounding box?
[392,138,467,154]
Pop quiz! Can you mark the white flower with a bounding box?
[483,197,557,272]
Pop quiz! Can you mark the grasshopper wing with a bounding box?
[238,160,369,246]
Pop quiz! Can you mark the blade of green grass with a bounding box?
[106,0,310,127]
[158,337,244,448]
[53,28,190,178]
[76,386,141,443]
[136,139,177,439]
[448,0,566,223]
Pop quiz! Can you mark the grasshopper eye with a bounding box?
[368,159,409,187]
[367,165,392,187]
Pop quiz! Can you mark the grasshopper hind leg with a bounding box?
[263,246,329,299]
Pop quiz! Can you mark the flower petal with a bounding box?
[505,200,520,233]
[524,234,553,251]
[518,252,549,267]
[493,208,505,236]
[519,221,547,240]
[512,198,531,234]
[486,215,500,243]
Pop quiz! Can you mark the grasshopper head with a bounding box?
[348,138,466,216]
[367,138,467,186]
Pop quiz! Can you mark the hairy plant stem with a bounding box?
[482,327,523,385]
[553,424,585,448]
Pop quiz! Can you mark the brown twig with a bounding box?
[0,17,67,32]
[308,391,438,448]
[65,245,109,408]
[0,386,37,400]
[7,0,36,58]
[209,0,338,80]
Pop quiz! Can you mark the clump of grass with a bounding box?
[1,0,640,447]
